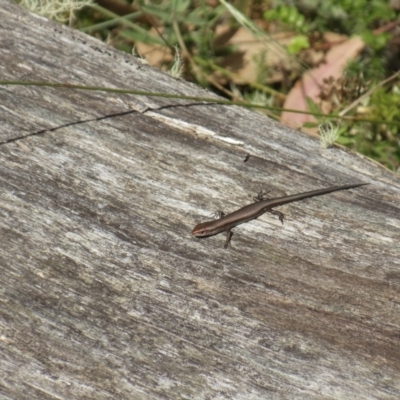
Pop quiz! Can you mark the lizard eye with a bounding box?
[192,226,208,237]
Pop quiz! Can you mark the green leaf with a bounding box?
[288,35,310,54]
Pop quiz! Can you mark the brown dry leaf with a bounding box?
[281,36,365,131]
[215,25,294,85]
[134,28,173,70]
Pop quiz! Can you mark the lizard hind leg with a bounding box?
[253,190,271,202]
[268,209,285,224]
[224,229,233,249]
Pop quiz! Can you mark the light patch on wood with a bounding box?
[146,111,245,145]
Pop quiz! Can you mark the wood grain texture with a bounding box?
[1,1,400,399]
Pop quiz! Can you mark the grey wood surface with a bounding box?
[1,1,400,399]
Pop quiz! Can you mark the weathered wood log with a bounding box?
[1,1,400,399]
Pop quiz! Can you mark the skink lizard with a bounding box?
[192,183,368,248]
